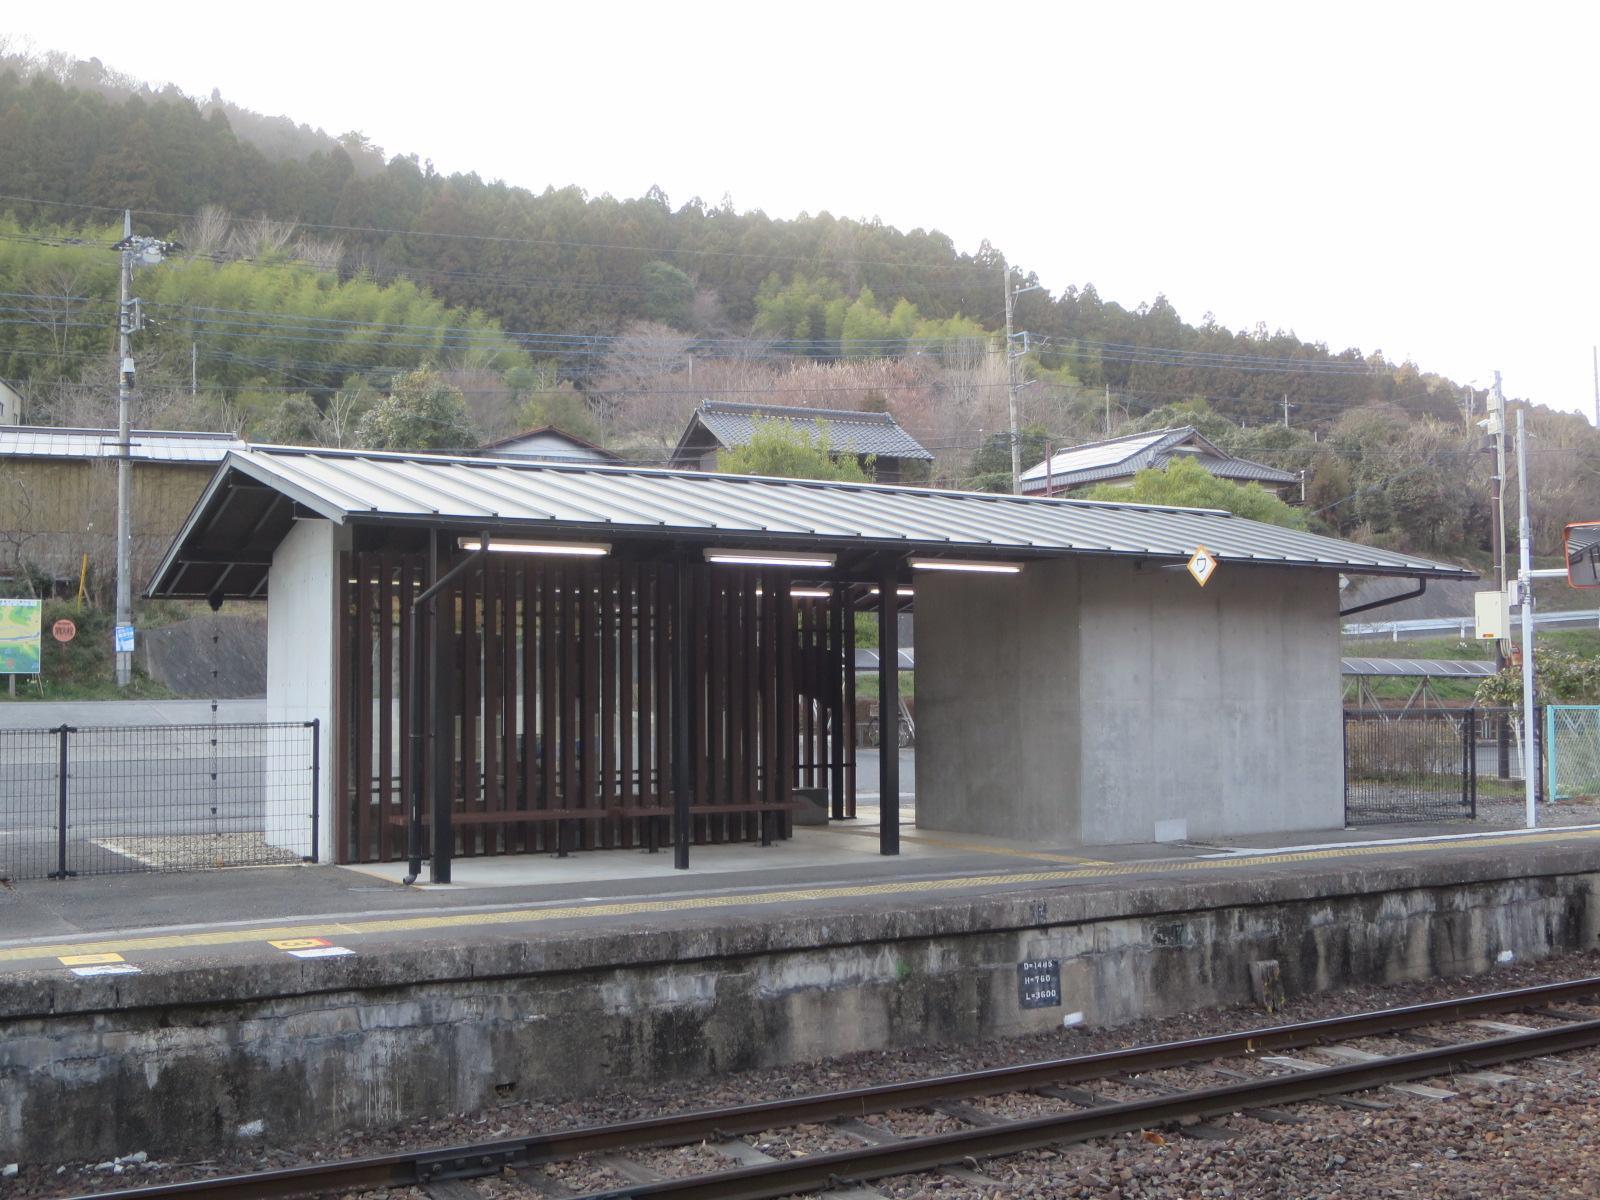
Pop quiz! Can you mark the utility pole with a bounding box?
[1489,372,1508,675]
[1104,383,1111,437]
[108,214,180,687]
[1002,260,1021,495]
[114,210,135,688]
[1281,393,1293,428]
[1592,346,1598,428]
[1515,404,1537,829]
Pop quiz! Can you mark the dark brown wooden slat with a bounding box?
[777,578,795,839]
[502,562,519,853]
[561,562,579,845]
[743,577,759,839]
[618,561,635,848]
[376,554,395,860]
[579,562,599,847]
[519,560,537,854]
[334,550,352,863]
[844,586,858,819]
[541,563,558,836]
[727,575,745,841]
[656,562,672,830]
[482,556,502,856]
[636,563,654,814]
[355,558,375,864]
[708,574,726,842]
[600,561,617,848]
[396,555,414,862]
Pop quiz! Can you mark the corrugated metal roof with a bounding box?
[0,424,245,464]
[692,401,934,461]
[1020,426,1298,491]
[150,447,1473,598]
[1341,657,1497,678]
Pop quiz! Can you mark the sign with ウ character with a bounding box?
[1018,958,1062,1009]
[1187,545,1218,588]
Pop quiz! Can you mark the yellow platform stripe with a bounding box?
[3,827,1598,969]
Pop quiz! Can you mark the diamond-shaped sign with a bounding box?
[1187,545,1218,588]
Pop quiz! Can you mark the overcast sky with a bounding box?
[10,2,1597,418]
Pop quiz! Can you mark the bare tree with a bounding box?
[229,216,298,260]
[180,204,233,259]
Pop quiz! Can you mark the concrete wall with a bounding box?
[917,559,1342,845]
[265,519,345,861]
[3,853,1596,1161]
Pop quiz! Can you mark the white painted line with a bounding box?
[287,946,354,959]
[71,963,141,977]
[1199,823,1600,858]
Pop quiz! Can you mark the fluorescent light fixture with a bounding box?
[869,587,916,596]
[704,549,836,569]
[789,587,831,599]
[458,537,610,557]
[908,558,1023,574]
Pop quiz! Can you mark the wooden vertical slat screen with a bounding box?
[337,550,847,864]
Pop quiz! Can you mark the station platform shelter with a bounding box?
[147,447,1471,883]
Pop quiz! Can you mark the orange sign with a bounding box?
[51,618,76,643]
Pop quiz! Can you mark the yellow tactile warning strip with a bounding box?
[832,826,1113,865]
[3,827,1599,970]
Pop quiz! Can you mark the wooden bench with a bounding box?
[384,801,804,855]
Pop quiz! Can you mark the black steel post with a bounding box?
[308,718,321,863]
[878,562,900,856]
[401,531,490,886]
[672,560,692,870]
[49,724,75,879]
[829,584,846,820]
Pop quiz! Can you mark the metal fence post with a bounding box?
[48,724,76,880]
[307,718,321,864]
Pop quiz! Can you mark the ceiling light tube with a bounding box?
[458,537,611,557]
[704,549,836,569]
[908,558,1023,574]
[869,587,916,596]
[789,587,832,599]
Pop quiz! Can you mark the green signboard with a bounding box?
[0,598,42,675]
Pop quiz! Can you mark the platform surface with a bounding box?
[6,799,1600,995]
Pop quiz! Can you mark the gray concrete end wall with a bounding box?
[917,559,1342,844]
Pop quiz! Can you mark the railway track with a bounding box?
[72,974,1600,1200]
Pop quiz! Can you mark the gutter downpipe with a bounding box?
[1340,577,1427,619]
[404,530,491,885]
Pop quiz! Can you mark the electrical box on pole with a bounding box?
[1474,589,1512,640]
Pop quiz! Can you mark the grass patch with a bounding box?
[0,601,173,702]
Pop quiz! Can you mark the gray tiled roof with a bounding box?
[689,401,934,461]
[150,447,1472,599]
[1020,427,1298,492]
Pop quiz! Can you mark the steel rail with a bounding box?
[66,974,1600,1200]
[586,1018,1600,1200]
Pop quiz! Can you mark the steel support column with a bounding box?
[878,561,900,856]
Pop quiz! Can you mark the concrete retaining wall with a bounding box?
[4,853,1598,1162]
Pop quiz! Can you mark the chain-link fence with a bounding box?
[0,721,318,881]
[1344,709,1476,826]
[1547,705,1600,802]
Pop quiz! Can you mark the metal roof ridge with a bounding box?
[700,400,900,424]
[232,444,1244,517]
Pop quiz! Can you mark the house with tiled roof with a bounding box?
[1019,426,1299,498]
[670,400,933,483]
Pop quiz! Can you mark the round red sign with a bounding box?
[51,618,77,643]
